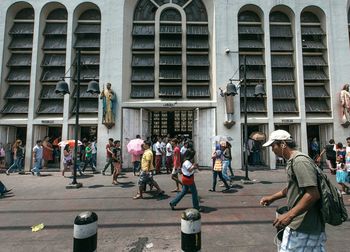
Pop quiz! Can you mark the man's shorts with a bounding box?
[279,226,326,252]
[138,171,154,186]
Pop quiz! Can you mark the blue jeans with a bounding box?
[170,183,200,210]
[92,153,97,167]
[222,160,231,181]
[32,158,42,175]
[7,158,23,173]
[212,171,230,190]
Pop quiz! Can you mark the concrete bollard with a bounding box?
[73,211,98,252]
[181,208,201,252]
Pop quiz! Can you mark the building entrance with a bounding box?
[150,110,194,138]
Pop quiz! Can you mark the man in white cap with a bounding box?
[259,130,326,251]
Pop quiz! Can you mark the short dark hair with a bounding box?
[329,139,335,144]
[143,140,151,147]
[185,149,196,161]
[346,137,350,141]
[36,140,42,144]
[109,138,114,142]
[136,135,141,139]
[114,140,120,144]
[171,138,178,144]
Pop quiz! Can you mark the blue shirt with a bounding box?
[33,145,43,159]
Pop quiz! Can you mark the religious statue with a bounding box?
[340,84,350,127]
[100,82,116,129]
[219,85,236,129]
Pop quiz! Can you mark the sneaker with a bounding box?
[101,171,105,175]
[31,169,34,175]
[222,188,230,193]
[341,191,347,195]
[208,189,215,192]
[5,170,9,175]
[169,202,175,210]
[18,171,25,175]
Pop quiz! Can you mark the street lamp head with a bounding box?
[54,80,70,95]
[226,80,238,96]
[86,80,100,94]
[254,83,266,97]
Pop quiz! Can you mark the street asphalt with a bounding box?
[0,168,349,252]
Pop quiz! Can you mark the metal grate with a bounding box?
[271,38,293,51]
[1,100,28,113]
[273,100,298,113]
[43,36,67,50]
[72,99,98,113]
[40,85,65,99]
[270,25,292,37]
[9,36,33,49]
[272,86,295,98]
[131,85,154,98]
[305,99,330,112]
[9,23,34,35]
[272,69,294,82]
[187,86,210,97]
[37,100,64,114]
[304,86,329,97]
[41,68,65,82]
[7,54,31,66]
[271,55,293,67]
[75,24,101,34]
[7,68,31,81]
[42,54,66,66]
[44,23,67,35]
[159,86,182,97]
[4,85,30,99]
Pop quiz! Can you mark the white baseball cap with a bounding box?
[262,130,292,147]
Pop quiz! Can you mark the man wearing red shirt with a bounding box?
[171,138,182,192]
[101,138,114,175]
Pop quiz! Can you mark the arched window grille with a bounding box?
[131,0,209,99]
[238,10,266,115]
[2,8,34,114]
[72,9,101,114]
[301,11,330,115]
[38,8,67,114]
[269,11,298,114]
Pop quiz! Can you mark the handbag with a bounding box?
[182,174,194,185]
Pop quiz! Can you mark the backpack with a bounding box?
[292,153,348,226]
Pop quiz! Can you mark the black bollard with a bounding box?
[181,208,201,252]
[73,211,98,252]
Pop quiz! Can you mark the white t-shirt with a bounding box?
[155,142,162,156]
[166,142,173,157]
[181,160,194,176]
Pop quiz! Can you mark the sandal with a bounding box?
[171,189,180,192]
[133,194,142,200]
[112,180,118,185]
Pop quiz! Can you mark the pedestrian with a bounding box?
[31,140,43,176]
[6,140,24,175]
[101,138,114,175]
[180,141,188,164]
[335,142,349,194]
[91,137,97,169]
[133,140,164,199]
[62,144,73,177]
[112,140,122,185]
[260,129,326,251]
[310,137,320,160]
[154,137,163,174]
[161,137,167,170]
[209,145,230,192]
[221,141,232,185]
[171,138,182,192]
[317,139,336,174]
[4,142,13,169]
[169,149,201,211]
[165,138,173,174]
[131,135,142,176]
[83,142,97,173]
[345,137,350,173]
[226,141,234,178]
[42,136,53,171]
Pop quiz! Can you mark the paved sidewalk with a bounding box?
[0,169,349,252]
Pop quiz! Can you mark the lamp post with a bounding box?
[224,53,265,183]
[55,49,100,188]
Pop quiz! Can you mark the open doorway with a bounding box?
[307,125,320,160]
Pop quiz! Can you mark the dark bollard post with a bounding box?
[181,208,201,252]
[73,211,98,252]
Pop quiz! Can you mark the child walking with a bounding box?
[335,142,349,194]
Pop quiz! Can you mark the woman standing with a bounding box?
[169,149,201,211]
[112,140,122,185]
[209,144,230,192]
[340,84,350,126]
[62,144,73,177]
[42,136,53,170]
[6,140,24,175]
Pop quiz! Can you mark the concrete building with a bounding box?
[0,0,350,171]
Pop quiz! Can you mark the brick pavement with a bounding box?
[0,168,349,252]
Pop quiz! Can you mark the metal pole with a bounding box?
[72,49,81,185]
[243,55,249,181]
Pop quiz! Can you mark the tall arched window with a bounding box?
[2,7,34,114]
[131,0,209,99]
[269,11,297,115]
[301,10,330,116]
[238,10,266,115]
[38,8,67,114]
[73,9,101,114]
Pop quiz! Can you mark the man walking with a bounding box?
[31,140,43,176]
[133,140,164,199]
[101,138,114,175]
[260,130,326,251]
